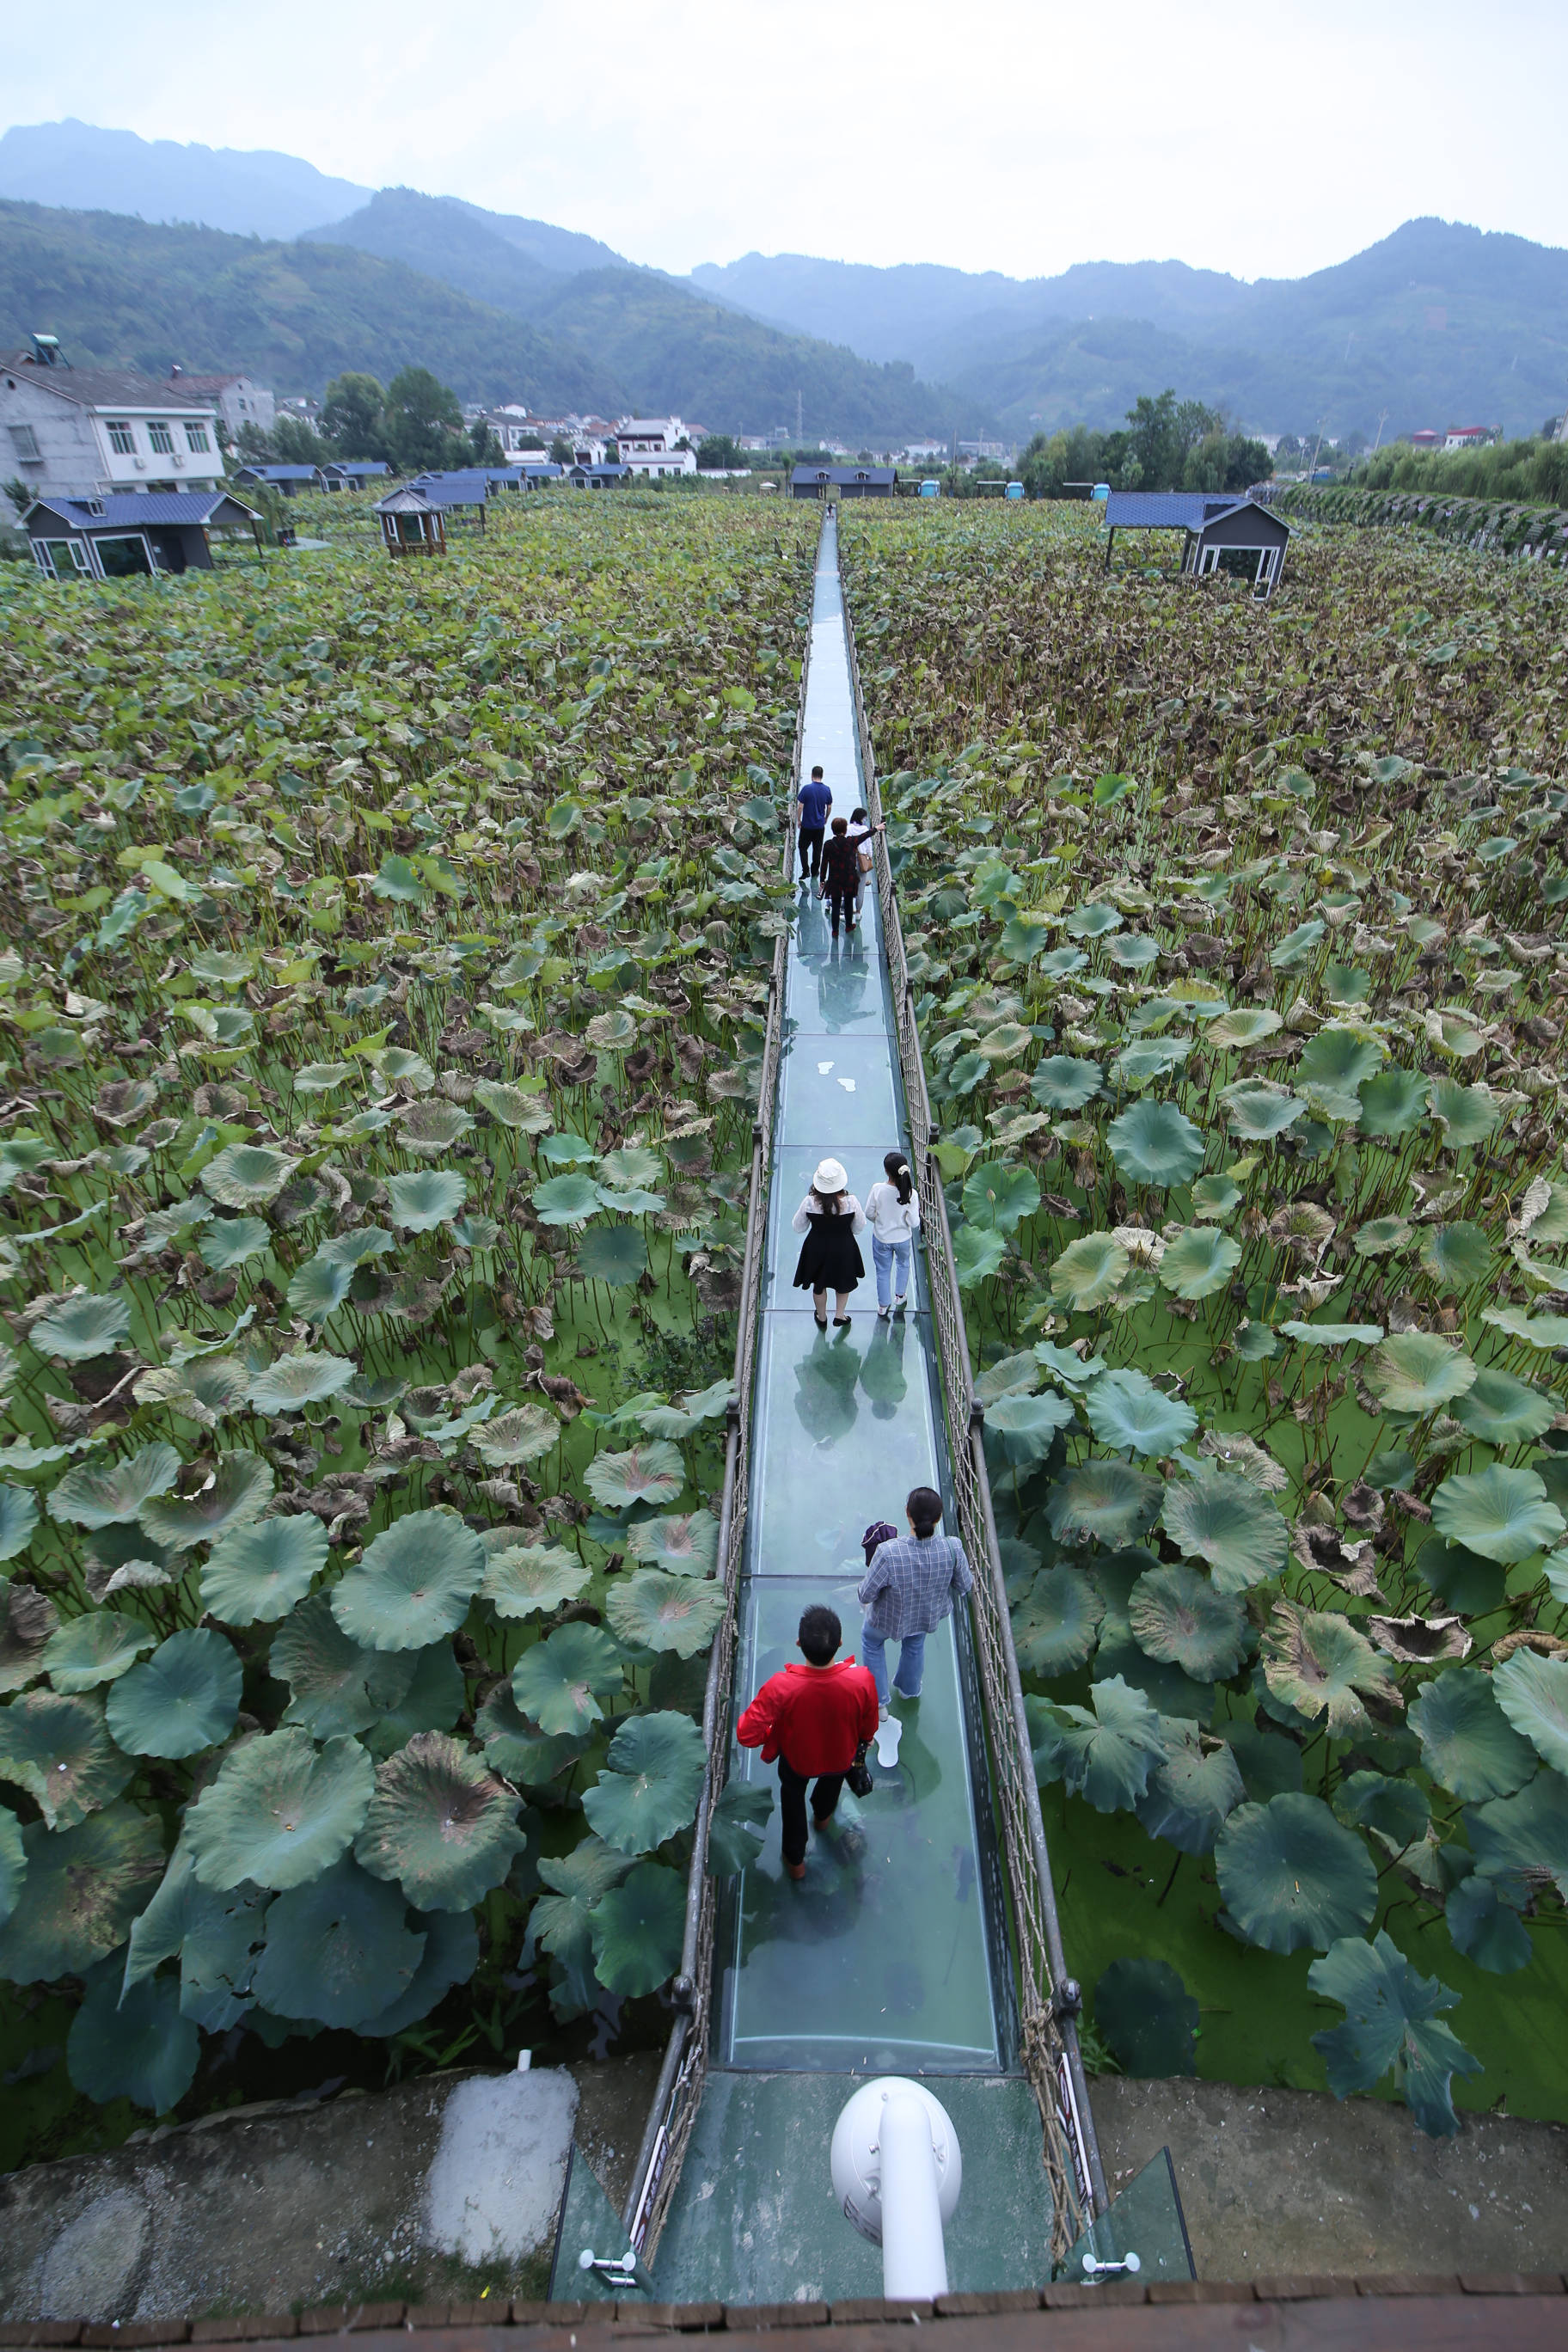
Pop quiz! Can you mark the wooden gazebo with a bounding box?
[374,486,447,558]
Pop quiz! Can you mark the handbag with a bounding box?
[846,1740,873,1799]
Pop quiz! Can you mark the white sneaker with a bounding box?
[877,1304,890,1320]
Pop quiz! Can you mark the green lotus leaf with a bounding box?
[537,1131,597,1168]
[1356,1065,1430,1137]
[1216,1792,1377,1954]
[512,1621,624,1736]
[469,1404,560,1470]
[1106,1099,1204,1187]
[121,1842,268,2030]
[1111,1038,1191,1089]
[1189,1174,1242,1224]
[293,1062,355,1093]
[1261,1602,1399,1738]
[707,1778,775,1876]
[1296,1026,1384,1115]
[1207,1008,1282,1051]
[588,1859,686,1998]
[1430,1465,1563,1565]
[952,1225,1008,1286]
[1086,1370,1197,1459]
[578,1223,649,1287]
[139,1451,273,1551]
[1467,1767,1568,1902]
[1161,1465,1288,1592]
[1445,1875,1533,1975]
[1418,1222,1493,1293]
[1493,1649,1568,1778]
[253,1854,425,2027]
[30,1293,132,1363]
[1050,1232,1130,1312]
[186,1727,374,1891]
[1038,946,1087,979]
[357,1908,480,2037]
[68,1962,199,2114]
[997,913,1050,963]
[1129,1565,1248,1680]
[533,1837,636,2018]
[962,1161,1041,1234]
[314,1228,396,1273]
[285,1258,353,1323]
[1429,1077,1499,1147]
[40,1609,155,1693]
[0,1688,131,1828]
[984,1389,1076,1467]
[372,854,427,903]
[475,1683,593,1784]
[1453,1369,1554,1447]
[1482,1306,1568,1351]
[273,1595,408,1737]
[1270,917,1326,970]
[247,1353,355,1412]
[1159,1225,1241,1300]
[597,1144,663,1191]
[1354,1215,1412,1259]
[360,1643,464,1764]
[106,1628,242,1760]
[332,1508,485,1651]
[583,1710,706,1854]
[1026,1675,1167,1812]
[1135,1719,1246,1854]
[200,1143,296,1208]
[1031,1056,1101,1112]
[202,1515,328,1626]
[0,1806,162,1983]
[481,1540,591,1620]
[0,1484,38,1565]
[945,1051,989,1097]
[605,1570,725,1657]
[1105,931,1161,972]
[1220,1075,1308,1140]
[1410,1667,1535,1801]
[533,1173,605,1228]
[385,1169,467,1232]
[354,1730,525,1910]
[199,1216,273,1271]
[0,1808,23,1929]
[1308,1930,1480,2136]
[1065,901,1121,940]
[1093,1956,1197,2076]
[1013,1566,1103,1677]
[397,1100,475,1157]
[1416,1537,1507,1618]
[1047,1459,1164,1548]
[585,1441,685,1511]
[974,1351,1043,1406]
[626,1510,720,1575]
[1278,1320,1384,1347]
[1332,1770,1430,1850]
[48,1442,181,1530]
[1363,1333,1477,1416]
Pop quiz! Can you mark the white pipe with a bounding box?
[878,2092,949,2300]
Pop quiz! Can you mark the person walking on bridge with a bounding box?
[792,1157,865,1328]
[796,763,831,885]
[858,1486,972,1717]
[820,817,861,940]
[738,1604,878,1881]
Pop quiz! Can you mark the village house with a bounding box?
[616,417,697,478]
[167,366,275,443]
[2,336,224,511]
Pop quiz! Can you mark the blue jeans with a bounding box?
[872,1234,911,1309]
[861,1621,926,1704]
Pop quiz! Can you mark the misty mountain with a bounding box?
[0,119,371,241]
[309,187,626,290]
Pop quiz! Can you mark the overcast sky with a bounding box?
[9,0,1566,280]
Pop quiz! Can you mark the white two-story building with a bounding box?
[1,338,226,515]
[616,417,698,478]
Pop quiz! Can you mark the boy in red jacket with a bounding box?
[737,1604,879,1880]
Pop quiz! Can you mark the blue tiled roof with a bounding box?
[25,492,258,528]
[1104,492,1254,530]
[237,464,320,482]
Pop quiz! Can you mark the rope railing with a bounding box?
[617,572,813,2263]
[842,560,1107,2260]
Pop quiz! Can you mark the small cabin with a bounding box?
[319,461,389,493]
[374,485,448,557]
[567,463,630,489]
[25,490,262,579]
[790,465,897,500]
[233,463,322,498]
[1102,490,1290,600]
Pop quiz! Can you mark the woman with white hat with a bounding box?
[791,1158,867,1329]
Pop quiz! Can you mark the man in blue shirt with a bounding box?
[796,765,831,885]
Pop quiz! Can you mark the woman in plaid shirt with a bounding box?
[856,1485,973,1716]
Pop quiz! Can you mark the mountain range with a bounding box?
[3,119,1566,443]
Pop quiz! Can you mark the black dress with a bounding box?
[793,1204,865,1295]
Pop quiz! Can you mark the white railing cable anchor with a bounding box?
[577,2246,642,2288]
[1082,2251,1142,2280]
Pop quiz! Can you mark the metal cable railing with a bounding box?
[842,556,1107,2259]
[618,578,814,2263]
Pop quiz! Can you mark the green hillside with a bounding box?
[0,199,616,408]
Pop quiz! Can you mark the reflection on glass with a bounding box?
[860,1314,910,1418]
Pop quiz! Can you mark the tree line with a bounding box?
[1351,429,1568,510]
[1017,390,1270,499]
[237,368,506,474]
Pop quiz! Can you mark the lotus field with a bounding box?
[0,493,812,2155]
[843,503,1568,2129]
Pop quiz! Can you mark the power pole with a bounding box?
[1371,407,1389,454]
[796,389,803,446]
[1307,417,1327,481]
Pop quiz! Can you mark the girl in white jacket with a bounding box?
[864,1150,921,1318]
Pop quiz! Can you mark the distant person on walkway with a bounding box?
[820,817,861,939]
[865,1150,921,1320]
[737,1603,878,1881]
[792,1157,866,1328]
[846,805,882,919]
[858,1485,973,1716]
[797,764,831,885]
